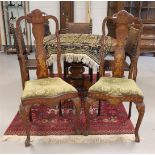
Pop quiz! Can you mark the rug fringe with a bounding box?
[0,134,135,144]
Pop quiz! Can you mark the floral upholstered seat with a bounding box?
[89,77,143,97]
[22,77,77,99]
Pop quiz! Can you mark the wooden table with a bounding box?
[44,34,117,90]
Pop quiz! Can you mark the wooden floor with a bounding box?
[0,52,155,153]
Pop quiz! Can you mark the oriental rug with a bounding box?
[4,101,134,136]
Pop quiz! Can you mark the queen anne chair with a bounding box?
[85,10,145,142]
[98,12,143,118]
[16,9,81,147]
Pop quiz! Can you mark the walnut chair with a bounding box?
[16,9,81,147]
[84,10,145,143]
[100,12,143,118]
[64,20,93,83]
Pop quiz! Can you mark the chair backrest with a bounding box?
[65,19,92,34]
[16,9,62,79]
[100,10,142,78]
[103,13,143,59]
[14,21,51,56]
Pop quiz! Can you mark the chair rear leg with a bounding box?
[97,100,101,116]
[89,67,93,83]
[19,104,31,147]
[72,97,81,135]
[133,63,138,81]
[64,61,68,79]
[128,102,132,119]
[58,101,62,116]
[135,102,145,142]
[49,65,54,77]
[96,71,99,81]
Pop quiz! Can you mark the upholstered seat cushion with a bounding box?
[89,77,143,97]
[22,77,77,99]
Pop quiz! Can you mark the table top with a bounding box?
[44,33,116,68]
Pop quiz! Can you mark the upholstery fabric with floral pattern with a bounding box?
[89,77,143,97]
[22,77,77,99]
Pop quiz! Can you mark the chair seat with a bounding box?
[89,77,143,97]
[22,77,77,99]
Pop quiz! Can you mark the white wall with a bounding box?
[74,1,88,22]
[29,1,60,42]
[91,1,108,34]
[74,1,108,34]
[29,1,108,35]
[29,1,60,24]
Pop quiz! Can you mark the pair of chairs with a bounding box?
[16,9,145,147]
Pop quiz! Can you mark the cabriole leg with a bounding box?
[84,97,95,136]
[72,97,81,135]
[135,102,145,142]
[19,104,31,147]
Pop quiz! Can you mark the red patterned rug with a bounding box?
[4,100,134,136]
